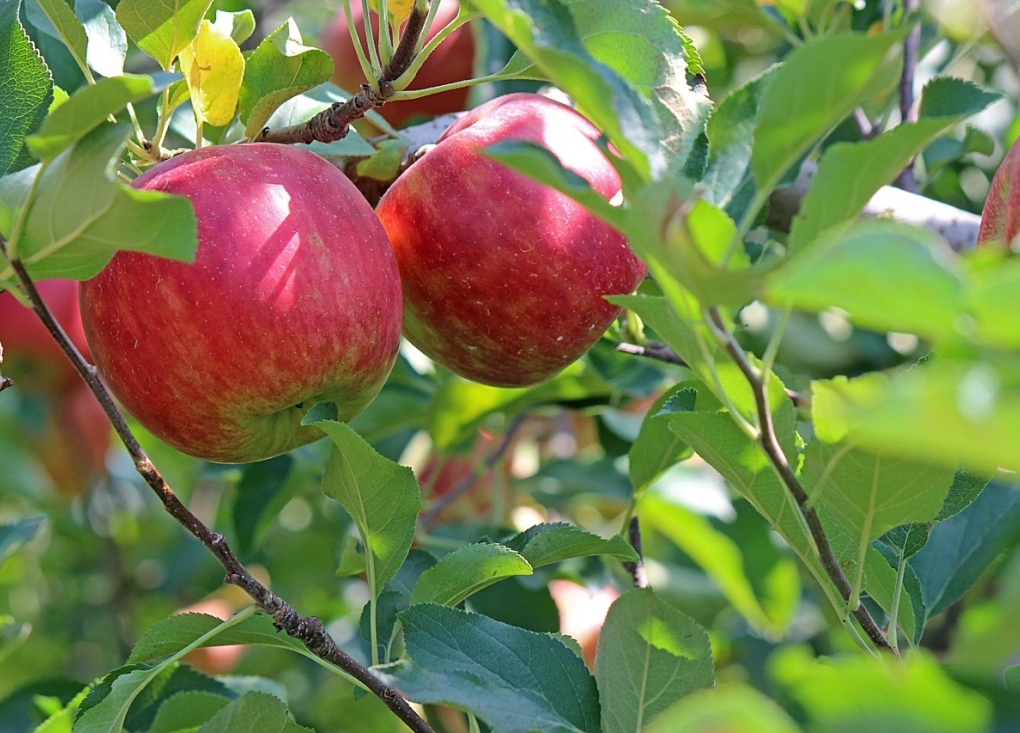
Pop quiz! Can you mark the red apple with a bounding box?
[979,135,1020,250]
[0,279,93,393]
[375,93,647,387]
[79,144,403,464]
[31,382,111,495]
[320,0,474,128]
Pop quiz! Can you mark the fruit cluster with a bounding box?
[6,92,645,465]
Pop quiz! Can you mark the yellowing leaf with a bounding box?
[368,0,415,24]
[178,19,244,126]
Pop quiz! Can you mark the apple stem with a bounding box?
[255,1,431,145]
[0,241,438,733]
[705,306,896,655]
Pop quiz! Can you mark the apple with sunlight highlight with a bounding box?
[320,0,475,127]
[979,134,1020,250]
[375,93,646,387]
[80,144,402,464]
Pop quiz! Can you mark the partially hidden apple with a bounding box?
[375,93,647,387]
[0,279,93,393]
[320,0,474,128]
[0,280,111,493]
[79,143,403,464]
[979,135,1020,250]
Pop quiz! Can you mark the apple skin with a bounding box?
[375,93,646,387]
[319,0,474,128]
[0,279,93,393]
[979,135,1020,250]
[79,143,403,464]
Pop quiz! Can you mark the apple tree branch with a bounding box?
[0,239,436,733]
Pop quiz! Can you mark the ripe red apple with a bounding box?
[979,135,1020,250]
[375,93,647,387]
[320,0,474,128]
[0,279,93,393]
[79,144,403,464]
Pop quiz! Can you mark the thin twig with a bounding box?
[706,307,895,654]
[255,2,430,145]
[616,340,808,410]
[419,413,528,527]
[0,376,12,392]
[1,248,435,733]
[894,1,921,192]
[622,516,648,589]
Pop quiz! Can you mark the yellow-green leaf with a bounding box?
[178,19,244,126]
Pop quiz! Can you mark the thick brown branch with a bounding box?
[706,307,895,654]
[256,2,431,146]
[2,251,435,733]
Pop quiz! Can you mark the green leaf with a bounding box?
[595,588,713,733]
[503,522,639,567]
[211,9,255,45]
[771,646,991,732]
[630,185,763,307]
[967,256,1020,350]
[701,68,774,217]
[639,493,796,638]
[483,140,627,230]
[910,481,1020,619]
[2,124,197,281]
[27,73,170,160]
[233,455,295,558]
[812,362,1020,474]
[766,219,963,343]
[72,667,157,733]
[238,18,333,140]
[378,604,601,733]
[115,0,213,70]
[751,30,904,194]
[127,612,305,664]
[628,387,693,493]
[409,543,533,607]
[470,0,664,181]
[0,0,53,176]
[195,692,311,733]
[0,515,45,563]
[643,684,801,733]
[788,78,1000,255]
[32,0,88,73]
[75,0,127,78]
[496,0,710,178]
[145,691,232,733]
[803,444,953,549]
[313,420,421,594]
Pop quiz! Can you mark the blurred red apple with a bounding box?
[979,135,1020,250]
[80,143,403,464]
[0,280,110,494]
[549,580,619,669]
[180,599,246,674]
[375,93,646,387]
[320,0,474,127]
[0,279,92,393]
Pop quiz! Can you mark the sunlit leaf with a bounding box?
[178,20,244,126]
[595,588,713,733]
